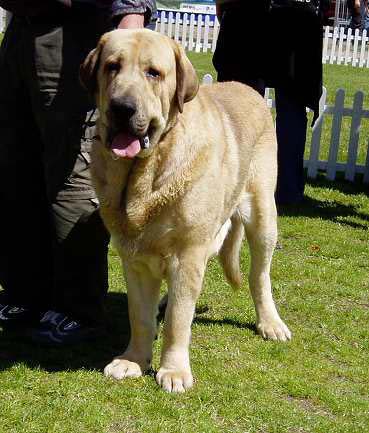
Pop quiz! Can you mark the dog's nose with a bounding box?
[110,97,137,120]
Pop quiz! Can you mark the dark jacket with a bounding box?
[213,0,325,115]
[0,0,157,24]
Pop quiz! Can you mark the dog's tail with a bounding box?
[219,213,244,290]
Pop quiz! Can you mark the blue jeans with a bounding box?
[364,14,369,32]
[275,88,308,205]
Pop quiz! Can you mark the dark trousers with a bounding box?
[0,7,112,325]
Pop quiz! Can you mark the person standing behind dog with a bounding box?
[213,0,329,205]
[347,0,369,32]
[0,0,156,344]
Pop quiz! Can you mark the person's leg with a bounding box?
[51,192,109,326]
[364,12,369,32]
[26,9,111,334]
[274,88,308,205]
[0,18,53,326]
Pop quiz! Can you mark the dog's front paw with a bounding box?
[156,367,193,393]
[104,358,144,380]
[257,318,292,342]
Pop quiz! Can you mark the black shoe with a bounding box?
[0,303,41,330]
[30,310,103,345]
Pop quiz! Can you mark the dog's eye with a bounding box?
[145,68,160,79]
[107,62,120,73]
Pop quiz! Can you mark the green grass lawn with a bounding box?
[0,44,369,433]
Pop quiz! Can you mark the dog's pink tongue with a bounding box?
[111,132,141,159]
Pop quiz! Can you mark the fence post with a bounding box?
[364,138,369,184]
[159,10,166,34]
[327,89,345,180]
[174,12,181,42]
[336,26,345,65]
[307,87,327,179]
[344,28,352,65]
[345,91,364,181]
[359,29,368,68]
[322,26,330,64]
[307,117,324,179]
[202,74,213,85]
[202,15,210,53]
[6,11,11,26]
[167,11,173,39]
[329,27,339,64]
[211,17,220,53]
[182,13,188,49]
[351,28,360,67]
[188,14,195,51]
[195,14,203,52]
[0,8,4,31]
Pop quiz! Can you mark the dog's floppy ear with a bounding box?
[171,40,199,113]
[79,37,105,96]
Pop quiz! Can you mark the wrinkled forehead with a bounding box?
[100,29,176,71]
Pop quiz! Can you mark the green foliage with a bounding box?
[0,50,368,433]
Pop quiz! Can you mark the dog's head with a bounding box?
[80,29,199,159]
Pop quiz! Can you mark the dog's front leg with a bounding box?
[104,264,161,380]
[156,248,207,393]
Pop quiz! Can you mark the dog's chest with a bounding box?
[111,220,175,280]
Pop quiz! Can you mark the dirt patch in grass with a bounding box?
[107,418,139,433]
[286,395,335,419]
[288,428,310,433]
[344,299,369,309]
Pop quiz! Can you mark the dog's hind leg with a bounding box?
[219,213,244,290]
[241,191,291,342]
[156,247,207,392]
[104,264,161,380]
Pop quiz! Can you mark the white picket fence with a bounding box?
[1,8,369,68]
[155,10,369,68]
[156,11,221,54]
[304,88,369,183]
[203,74,369,183]
[323,26,369,68]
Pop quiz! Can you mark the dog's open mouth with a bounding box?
[110,132,150,160]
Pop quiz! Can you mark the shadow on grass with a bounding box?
[278,176,369,230]
[0,297,258,373]
[0,292,130,373]
[193,316,257,333]
[306,175,368,197]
